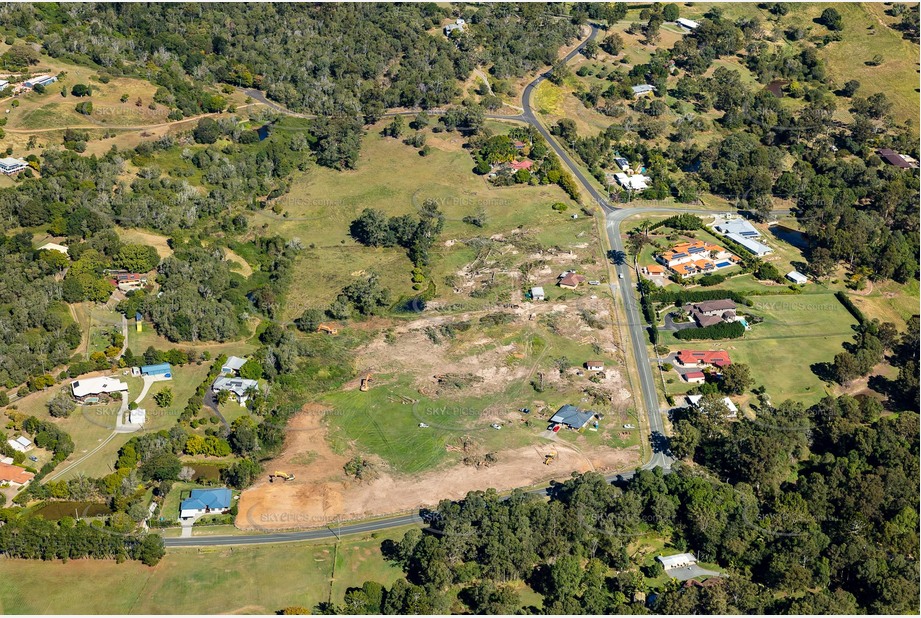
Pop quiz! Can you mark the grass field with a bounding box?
[663,292,858,405]
[0,532,409,614]
[257,118,583,321]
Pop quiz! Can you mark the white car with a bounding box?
[623,424,636,429]
[491,423,502,430]
[418,423,429,428]
[618,273,624,279]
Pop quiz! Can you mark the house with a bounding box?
[685,394,738,418]
[444,18,466,36]
[675,350,731,369]
[179,487,232,520]
[509,159,533,172]
[712,218,760,238]
[684,299,737,328]
[221,356,247,375]
[0,157,28,175]
[212,376,259,404]
[558,272,586,289]
[786,270,809,284]
[613,156,630,171]
[112,272,147,291]
[612,172,650,191]
[657,240,737,275]
[37,242,69,255]
[0,462,34,488]
[585,360,605,371]
[0,79,8,90]
[877,148,917,169]
[642,264,667,277]
[632,84,656,97]
[676,18,700,30]
[140,363,172,377]
[683,371,706,384]
[512,140,527,150]
[531,286,545,301]
[549,404,596,430]
[21,74,57,90]
[71,376,129,402]
[726,232,772,256]
[7,436,32,453]
[658,553,697,570]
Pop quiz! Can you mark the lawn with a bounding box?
[0,532,409,614]
[257,118,582,321]
[663,292,858,405]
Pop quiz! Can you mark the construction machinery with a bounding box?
[543,449,558,465]
[360,373,373,392]
[269,471,295,482]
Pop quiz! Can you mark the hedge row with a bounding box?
[650,288,754,307]
[673,321,746,340]
[834,291,866,325]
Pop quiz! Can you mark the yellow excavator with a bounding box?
[360,373,373,392]
[269,471,295,482]
[543,450,557,465]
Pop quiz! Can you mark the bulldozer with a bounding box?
[359,373,373,392]
[269,471,295,482]
[543,450,557,466]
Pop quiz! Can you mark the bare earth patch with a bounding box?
[237,402,639,531]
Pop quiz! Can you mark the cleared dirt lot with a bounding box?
[237,402,639,530]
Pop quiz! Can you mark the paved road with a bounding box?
[165,24,791,547]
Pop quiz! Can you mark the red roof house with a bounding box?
[0,462,34,487]
[509,159,533,171]
[676,350,731,368]
[558,273,587,289]
[683,371,706,383]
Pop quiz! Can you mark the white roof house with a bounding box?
[8,436,32,453]
[531,286,545,301]
[676,18,700,30]
[614,172,651,191]
[632,84,656,96]
[71,376,129,399]
[22,75,57,89]
[658,552,697,570]
[38,242,69,255]
[712,218,760,238]
[213,376,259,403]
[786,270,809,284]
[221,356,247,374]
[0,80,8,90]
[0,157,28,175]
[613,156,630,171]
[726,232,772,256]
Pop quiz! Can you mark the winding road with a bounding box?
[163,22,766,547]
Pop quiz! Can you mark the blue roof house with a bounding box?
[141,363,171,377]
[179,488,233,519]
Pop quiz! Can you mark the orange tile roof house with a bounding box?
[676,350,732,368]
[0,462,34,487]
[643,264,666,276]
[657,240,737,276]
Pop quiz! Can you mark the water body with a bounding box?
[256,123,272,141]
[769,224,809,249]
[765,80,789,98]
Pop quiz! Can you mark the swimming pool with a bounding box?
[715,261,732,268]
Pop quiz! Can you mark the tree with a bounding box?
[222,458,261,489]
[819,7,843,30]
[663,3,680,21]
[841,80,860,97]
[116,244,160,272]
[382,115,404,138]
[139,452,181,481]
[1,44,39,70]
[47,391,76,418]
[153,387,173,408]
[582,39,599,59]
[832,351,861,385]
[721,363,753,395]
[193,117,221,144]
[229,415,259,455]
[238,359,263,380]
[71,83,92,97]
[136,534,165,566]
[74,101,93,115]
[601,33,624,56]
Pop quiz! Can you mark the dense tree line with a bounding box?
[319,393,917,614]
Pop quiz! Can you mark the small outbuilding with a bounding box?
[786,270,808,285]
[140,363,172,377]
[7,436,32,453]
[531,286,545,301]
[221,356,247,375]
[658,552,697,570]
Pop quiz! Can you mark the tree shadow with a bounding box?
[810,361,836,383]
